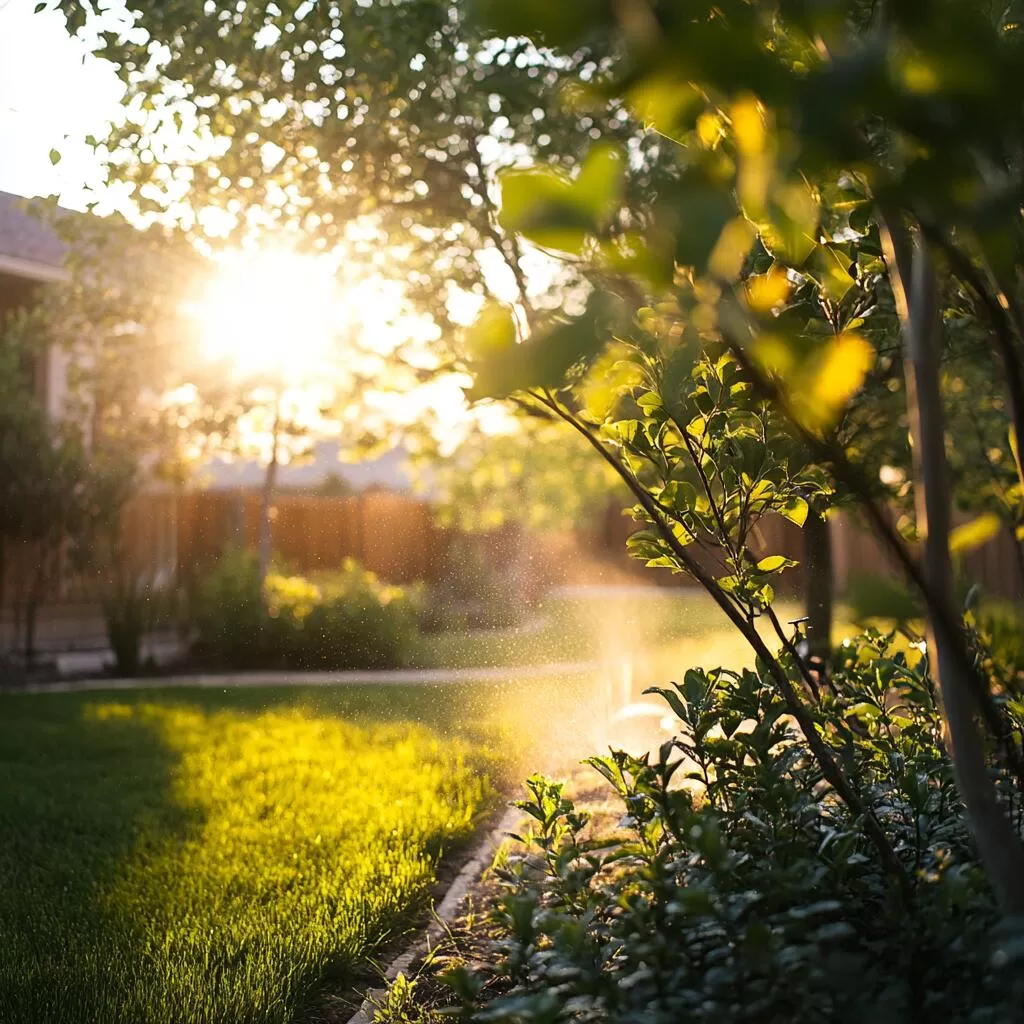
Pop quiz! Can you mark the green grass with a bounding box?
[0,589,850,1024]
[0,684,532,1024]
[411,588,748,670]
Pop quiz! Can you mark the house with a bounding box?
[0,189,69,418]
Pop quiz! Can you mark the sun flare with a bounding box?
[194,248,343,380]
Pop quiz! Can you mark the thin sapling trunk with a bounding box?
[258,392,282,596]
[803,507,834,661]
[892,228,1024,915]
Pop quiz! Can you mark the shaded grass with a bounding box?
[0,685,526,1024]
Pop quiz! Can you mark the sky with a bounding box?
[0,0,123,203]
[0,0,535,457]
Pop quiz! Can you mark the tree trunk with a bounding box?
[23,554,44,671]
[257,395,282,594]
[892,228,1024,915]
[803,508,833,660]
[0,534,6,646]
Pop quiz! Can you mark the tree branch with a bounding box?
[919,220,1024,489]
[530,387,913,899]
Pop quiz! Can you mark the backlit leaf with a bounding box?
[709,217,757,281]
[746,268,792,313]
[949,513,1001,555]
[756,555,797,573]
[574,144,626,228]
[777,496,809,527]
[812,245,856,304]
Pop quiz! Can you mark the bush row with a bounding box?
[191,549,418,671]
[377,624,1024,1023]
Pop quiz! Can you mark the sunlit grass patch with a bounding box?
[0,689,498,1024]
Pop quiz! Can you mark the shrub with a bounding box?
[191,549,417,670]
[433,629,1024,1023]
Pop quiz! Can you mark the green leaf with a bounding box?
[949,513,1001,555]
[847,702,882,721]
[756,555,797,573]
[499,166,587,254]
[812,244,856,303]
[673,185,737,273]
[757,330,875,432]
[465,303,516,362]
[573,144,626,228]
[468,290,623,399]
[777,495,809,527]
[497,145,625,255]
[48,148,61,166]
[627,72,699,142]
[759,181,819,266]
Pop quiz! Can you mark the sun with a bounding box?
[188,245,501,450]
[194,248,344,381]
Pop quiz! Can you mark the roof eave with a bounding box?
[0,252,69,284]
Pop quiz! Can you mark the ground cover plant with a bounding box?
[0,683,509,1024]
[428,627,1024,1024]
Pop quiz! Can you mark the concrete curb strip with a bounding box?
[4,661,603,695]
[344,805,522,1024]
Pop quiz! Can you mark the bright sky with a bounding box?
[0,0,527,454]
[0,0,126,203]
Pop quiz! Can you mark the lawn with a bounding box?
[411,586,750,670]
[0,684,541,1024]
[0,588,823,1024]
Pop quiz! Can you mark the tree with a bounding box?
[0,306,89,666]
[9,209,232,672]
[58,0,668,331]
[461,0,1024,915]
[416,409,623,532]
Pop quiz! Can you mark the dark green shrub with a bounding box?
[191,547,266,669]
[102,576,163,677]
[437,630,1024,1023]
[191,550,417,670]
[290,561,418,670]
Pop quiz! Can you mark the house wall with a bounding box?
[0,269,69,418]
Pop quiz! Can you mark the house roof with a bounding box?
[202,440,418,494]
[0,190,67,282]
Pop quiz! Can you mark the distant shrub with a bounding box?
[191,549,416,670]
[101,574,166,677]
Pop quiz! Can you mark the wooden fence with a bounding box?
[2,488,1022,653]
[175,490,450,585]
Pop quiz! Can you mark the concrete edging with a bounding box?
[344,804,522,1024]
[4,661,603,696]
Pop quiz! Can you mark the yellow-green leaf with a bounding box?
[756,554,797,573]
[949,513,1002,555]
[805,331,874,429]
[813,244,856,304]
[708,217,757,281]
[465,302,516,361]
[574,144,626,228]
[777,496,809,527]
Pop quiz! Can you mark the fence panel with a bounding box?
[5,490,1023,645]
